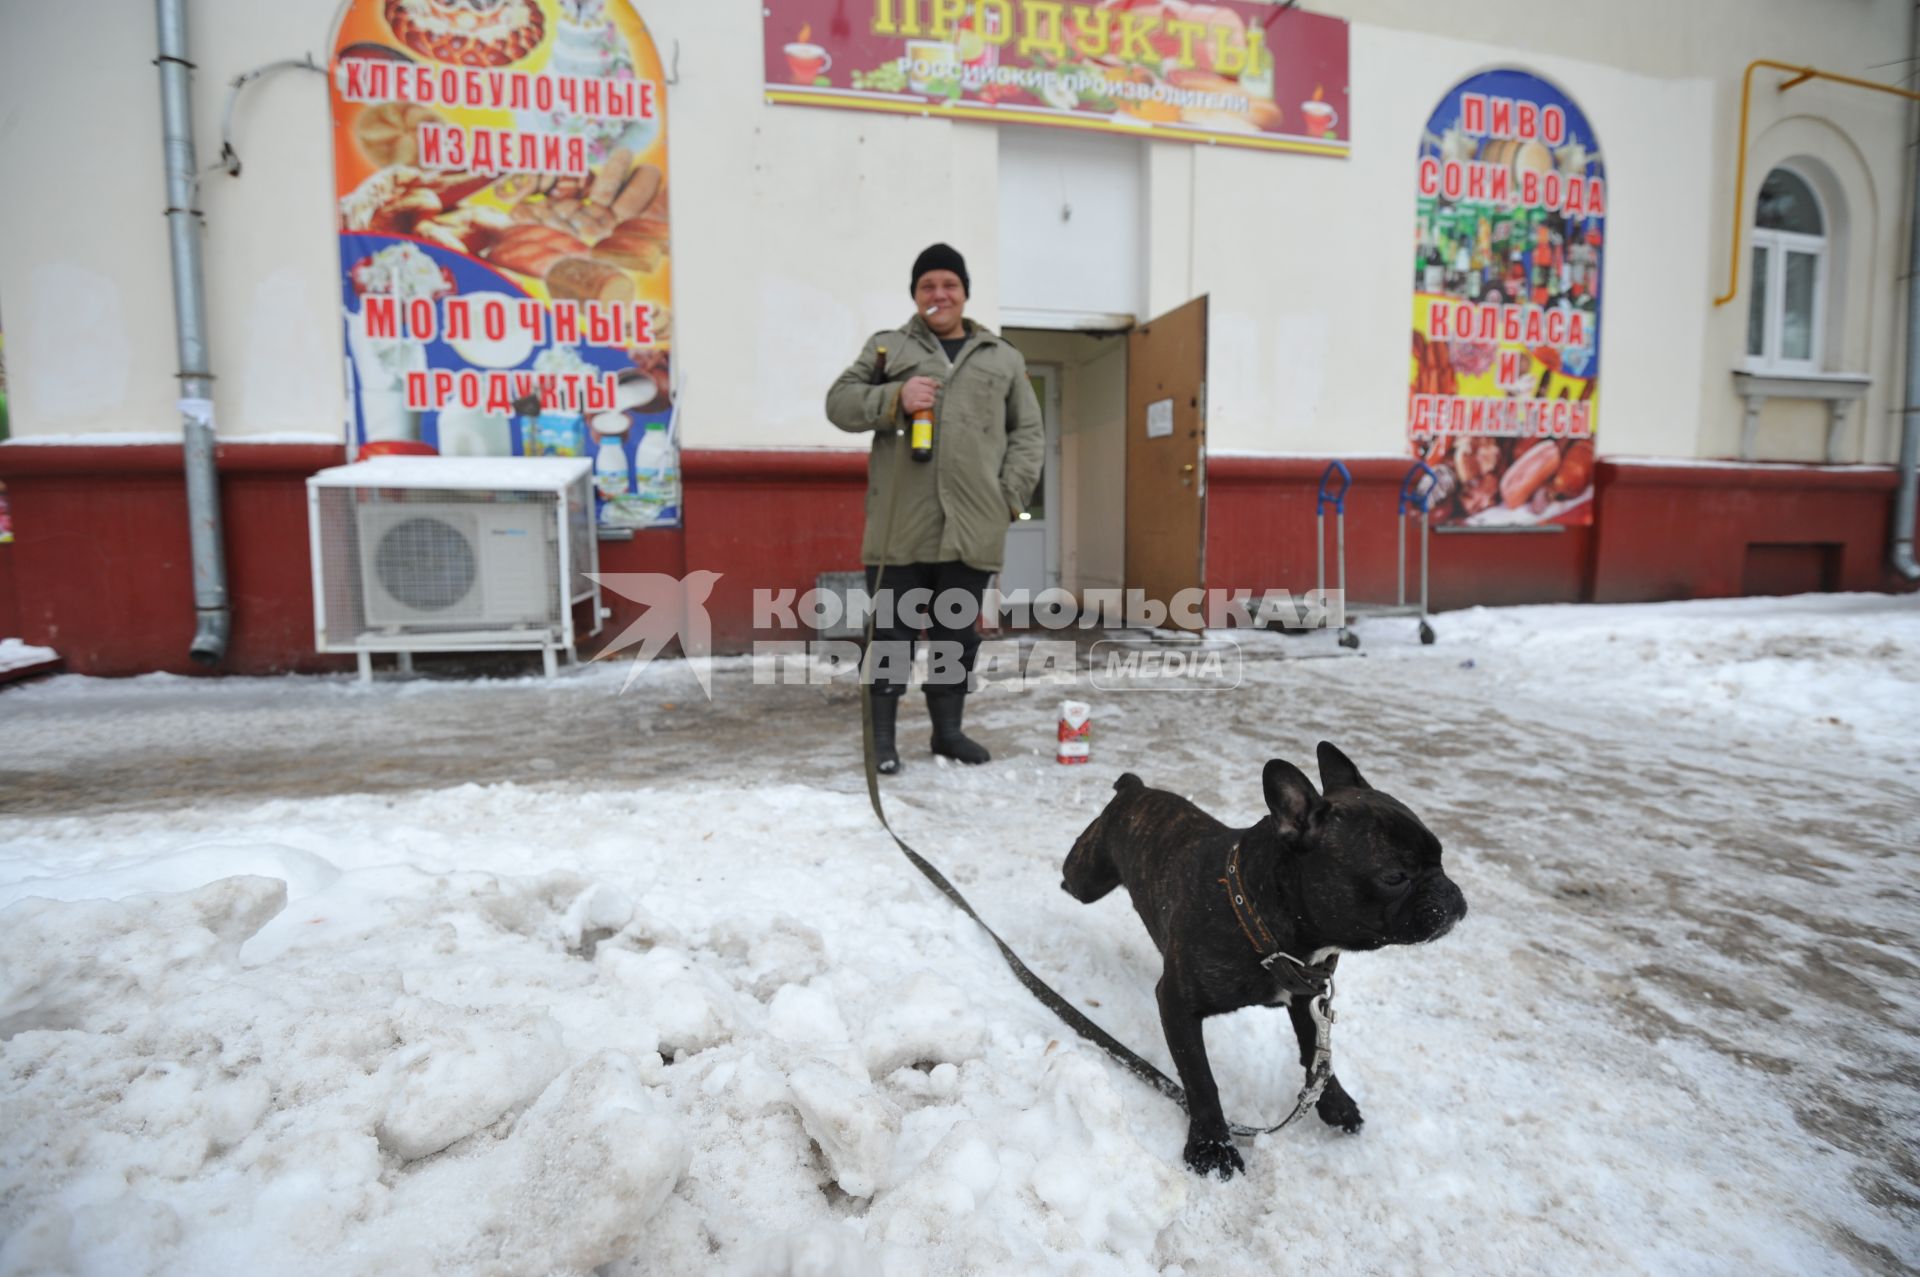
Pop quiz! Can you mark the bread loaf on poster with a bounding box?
[1166,69,1283,133]
[592,232,664,273]
[611,213,669,241]
[381,186,444,225]
[355,103,442,168]
[485,225,588,278]
[425,204,512,257]
[570,203,619,244]
[1242,99,1284,132]
[493,173,538,203]
[587,147,634,207]
[546,255,636,302]
[611,164,663,220]
[1500,440,1563,508]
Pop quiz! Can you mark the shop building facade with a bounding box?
[1,0,1916,674]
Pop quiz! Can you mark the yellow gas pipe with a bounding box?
[1715,60,1920,307]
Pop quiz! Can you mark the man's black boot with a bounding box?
[870,692,901,775]
[928,692,990,764]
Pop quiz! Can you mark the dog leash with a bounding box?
[856,426,1335,1139]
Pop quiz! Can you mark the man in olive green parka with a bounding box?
[825,243,1044,775]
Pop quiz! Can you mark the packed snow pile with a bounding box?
[1,593,1916,1275]
[0,871,689,1276]
[1425,593,1920,755]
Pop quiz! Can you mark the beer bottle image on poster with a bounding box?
[330,0,679,529]
[1409,69,1603,528]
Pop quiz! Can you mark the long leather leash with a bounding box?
[855,424,1334,1139]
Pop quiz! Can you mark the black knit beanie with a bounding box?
[910,243,970,296]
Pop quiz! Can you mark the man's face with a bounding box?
[913,270,967,333]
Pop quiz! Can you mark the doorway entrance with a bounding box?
[999,328,1127,602]
[999,362,1061,598]
[1000,299,1209,627]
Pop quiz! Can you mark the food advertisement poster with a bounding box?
[763,0,1348,158]
[332,0,678,529]
[1409,70,1603,528]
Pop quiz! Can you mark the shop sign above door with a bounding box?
[762,0,1349,158]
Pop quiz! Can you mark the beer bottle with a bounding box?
[911,401,935,463]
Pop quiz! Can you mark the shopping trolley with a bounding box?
[1315,460,1438,650]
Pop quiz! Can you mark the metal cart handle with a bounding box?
[1317,460,1352,516]
[1398,460,1438,515]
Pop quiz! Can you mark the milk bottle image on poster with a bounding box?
[591,411,632,499]
[630,422,677,521]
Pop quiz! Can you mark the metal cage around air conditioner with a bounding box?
[308,457,601,678]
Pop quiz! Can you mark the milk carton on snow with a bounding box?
[1057,700,1091,765]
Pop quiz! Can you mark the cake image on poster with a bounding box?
[382,0,546,67]
[538,0,652,160]
[550,0,620,76]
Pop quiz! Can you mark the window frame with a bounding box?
[1745,169,1828,375]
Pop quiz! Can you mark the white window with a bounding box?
[1746,167,1827,373]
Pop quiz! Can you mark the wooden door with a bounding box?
[1125,296,1208,629]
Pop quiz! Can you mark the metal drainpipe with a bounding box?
[1898,1,1920,581]
[157,0,231,662]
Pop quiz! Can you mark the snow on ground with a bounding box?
[1,592,1918,1275]
[0,640,58,678]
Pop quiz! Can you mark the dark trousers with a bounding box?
[864,561,991,699]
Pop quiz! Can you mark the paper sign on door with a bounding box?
[1146,398,1174,439]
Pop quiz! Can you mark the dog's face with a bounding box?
[1259,742,1466,952]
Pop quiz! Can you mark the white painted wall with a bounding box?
[998,129,1145,324]
[1,0,1911,467]
[0,0,346,442]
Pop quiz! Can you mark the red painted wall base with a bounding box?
[0,542,19,639]
[0,443,349,677]
[1207,457,1595,612]
[0,443,1911,677]
[1590,461,1901,601]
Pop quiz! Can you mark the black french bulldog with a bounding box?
[1061,742,1467,1179]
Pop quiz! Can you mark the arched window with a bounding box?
[1746,167,1827,372]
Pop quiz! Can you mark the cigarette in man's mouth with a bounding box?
[925,305,940,315]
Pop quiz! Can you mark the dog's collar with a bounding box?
[1264,947,1338,992]
[1220,839,1339,991]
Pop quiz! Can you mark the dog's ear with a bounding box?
[1263,759,1324,839]
[1316,741,1371,793]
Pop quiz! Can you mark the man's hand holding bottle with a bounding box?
[900,376,941,414]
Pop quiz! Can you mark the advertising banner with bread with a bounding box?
[332,0,679,529]
[1408,69,1603,529]
[763,0,1348,158]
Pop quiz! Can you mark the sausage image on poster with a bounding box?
[330,0,678,529]
[1408,69,1603,528]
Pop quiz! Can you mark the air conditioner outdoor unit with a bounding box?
[308,457,601,679]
